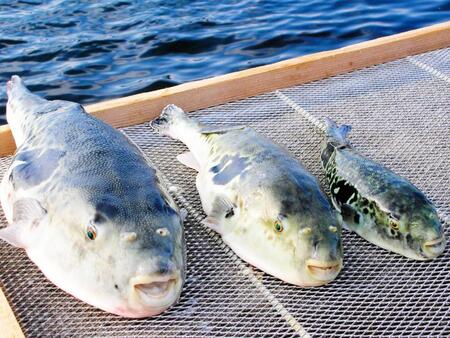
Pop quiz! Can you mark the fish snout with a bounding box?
[129,271,182,310]
[151,105,177,126]
[131,259,182,306]
[132,274,178,298]
[421,236,446,259]
[305,258,342,282]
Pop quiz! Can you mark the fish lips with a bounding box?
[305,258,343,283]
[421,236,446,259]
[124,271,183,317]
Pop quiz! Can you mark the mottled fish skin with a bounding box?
[204,128,335,222]
[151,104,343,287]
[0,76,185,318]
[321,118,445,260]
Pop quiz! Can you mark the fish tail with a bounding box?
[6,75,49,146]
[323,117,352,147]
[151,104,201,141]
[7,75,28,96]
[7,75,46,104]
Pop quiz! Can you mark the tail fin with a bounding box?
[151,104,245,139]
[150,104,199,139]
[323,117,352,147]
[7,75,46,104]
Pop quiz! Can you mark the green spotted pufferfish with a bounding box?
[321,118,445,260]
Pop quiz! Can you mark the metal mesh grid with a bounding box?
[407,48,450,82]
[1,47,449,337]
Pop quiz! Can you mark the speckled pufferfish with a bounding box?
[152,104,343,287]
[0,76,186,317]
[321,118,445,260]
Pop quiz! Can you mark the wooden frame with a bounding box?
[0,288,24,338]
[0,21,450,335]
[1,21,450,157]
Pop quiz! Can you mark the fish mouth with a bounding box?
[130,272,181,310]
[105,273,182,318]
[135,278,176,298]
[422,237,446,258]
[306,259,342,282]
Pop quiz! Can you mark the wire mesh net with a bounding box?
[0,47,449,337]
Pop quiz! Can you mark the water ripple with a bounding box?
[0,0,449,124]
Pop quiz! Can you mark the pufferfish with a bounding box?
[152,104,343,287]
[0,76,186,317]
[321,117,445,260]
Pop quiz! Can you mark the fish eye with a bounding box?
[389,219,399,230]
[157,228,170,237]
[329,225,338,233]
[274,221,284,233]
[86,224,97,240]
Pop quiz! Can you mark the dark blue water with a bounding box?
[1,0,449,125]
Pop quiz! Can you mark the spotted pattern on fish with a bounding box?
[323,146,413,245]
[320,118,445,260]
[322,145,428,256]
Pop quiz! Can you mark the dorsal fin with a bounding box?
[199,125,246,135]
[323,117,352,147]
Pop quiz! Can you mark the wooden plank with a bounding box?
[0,126,15,157]
[0,287,25,338]
[1,21,450,156]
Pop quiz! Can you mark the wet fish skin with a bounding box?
[321,118,445,260]
[0,76,185,317]
[152,104,343,287]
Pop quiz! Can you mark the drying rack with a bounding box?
[0,21,449,337]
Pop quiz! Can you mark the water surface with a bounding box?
[1,0,449,124]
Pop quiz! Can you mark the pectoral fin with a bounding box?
[330,195,341,213]
[0,198,46,248]
[201,195,236,234]
[201,216,222,234]
[177,151,201,171]
[0,225,25,248]
[12,198,46,224]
